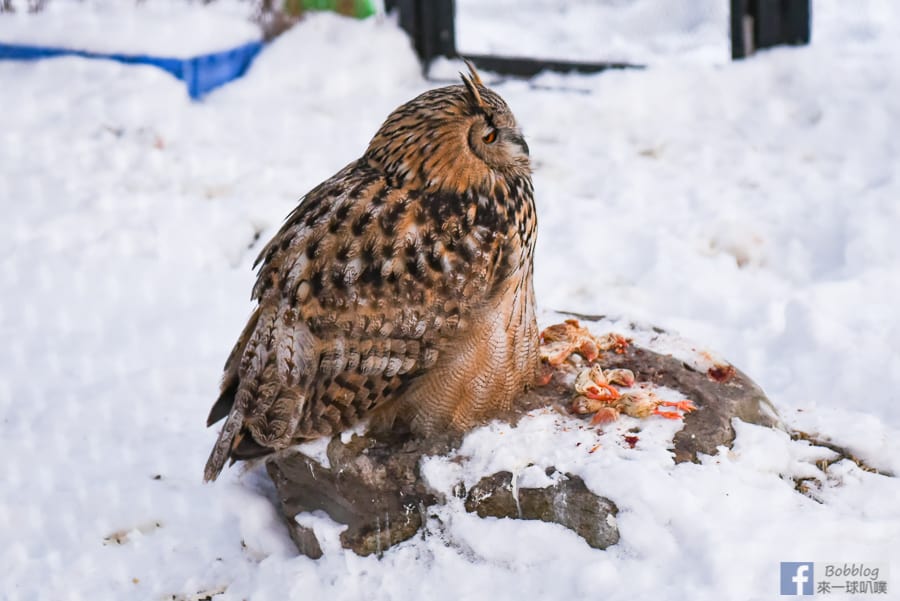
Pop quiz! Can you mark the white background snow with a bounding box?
[1,1,899,599]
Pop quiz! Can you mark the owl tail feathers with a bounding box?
[207,380,236,427]
[203,406,245,482]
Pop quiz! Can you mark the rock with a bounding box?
[267,432,448,557]
[266,317,783,557]
[268,434,620,558]
[464,470,619,550]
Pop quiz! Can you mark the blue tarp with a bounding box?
[0,39,264,99]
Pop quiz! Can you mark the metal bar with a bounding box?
[756,0,783,48]
[463,54,641,78]
[731,0,749,59]
[732,0,810,60]
[785,0,811,44]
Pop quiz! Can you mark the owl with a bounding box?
[204,64,539,482]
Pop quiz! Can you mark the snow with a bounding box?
[2,1,900,599]
[0,1,259,57]
[457,0,730,65]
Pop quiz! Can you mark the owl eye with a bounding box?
[482,129,497,144]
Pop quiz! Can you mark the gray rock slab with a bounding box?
[267,321,781,557]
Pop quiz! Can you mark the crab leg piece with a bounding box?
[574,365,620,401]
[652,409,684,419]
[590,406,620,425]
[540,341,577,366]
[659,399,697,413]
[582,382,620,401]
[603,368,635,387]
[652,399,696,419]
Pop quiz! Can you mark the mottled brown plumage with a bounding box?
[204,64,539,482]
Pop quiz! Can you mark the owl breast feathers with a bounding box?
[204,64,539,482]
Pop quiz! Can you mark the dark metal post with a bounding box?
[385,0,456,71]
[731,0,750,59]
[732,0,811,60]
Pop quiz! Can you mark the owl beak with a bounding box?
[508,132,530,157]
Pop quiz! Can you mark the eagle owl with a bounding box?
[204,64,539,482]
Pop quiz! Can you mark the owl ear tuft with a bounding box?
[460,58,486,109]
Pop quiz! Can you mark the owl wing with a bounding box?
[204,159,511,481]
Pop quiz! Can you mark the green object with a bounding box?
[286,0,376,18]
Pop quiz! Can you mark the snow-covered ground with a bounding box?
[2,1,899,599]
[0,0,260,56]
[457,0,730,65]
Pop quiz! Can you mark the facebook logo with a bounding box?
[780,562,814,595]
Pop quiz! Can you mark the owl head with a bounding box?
[365,62,531,195]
